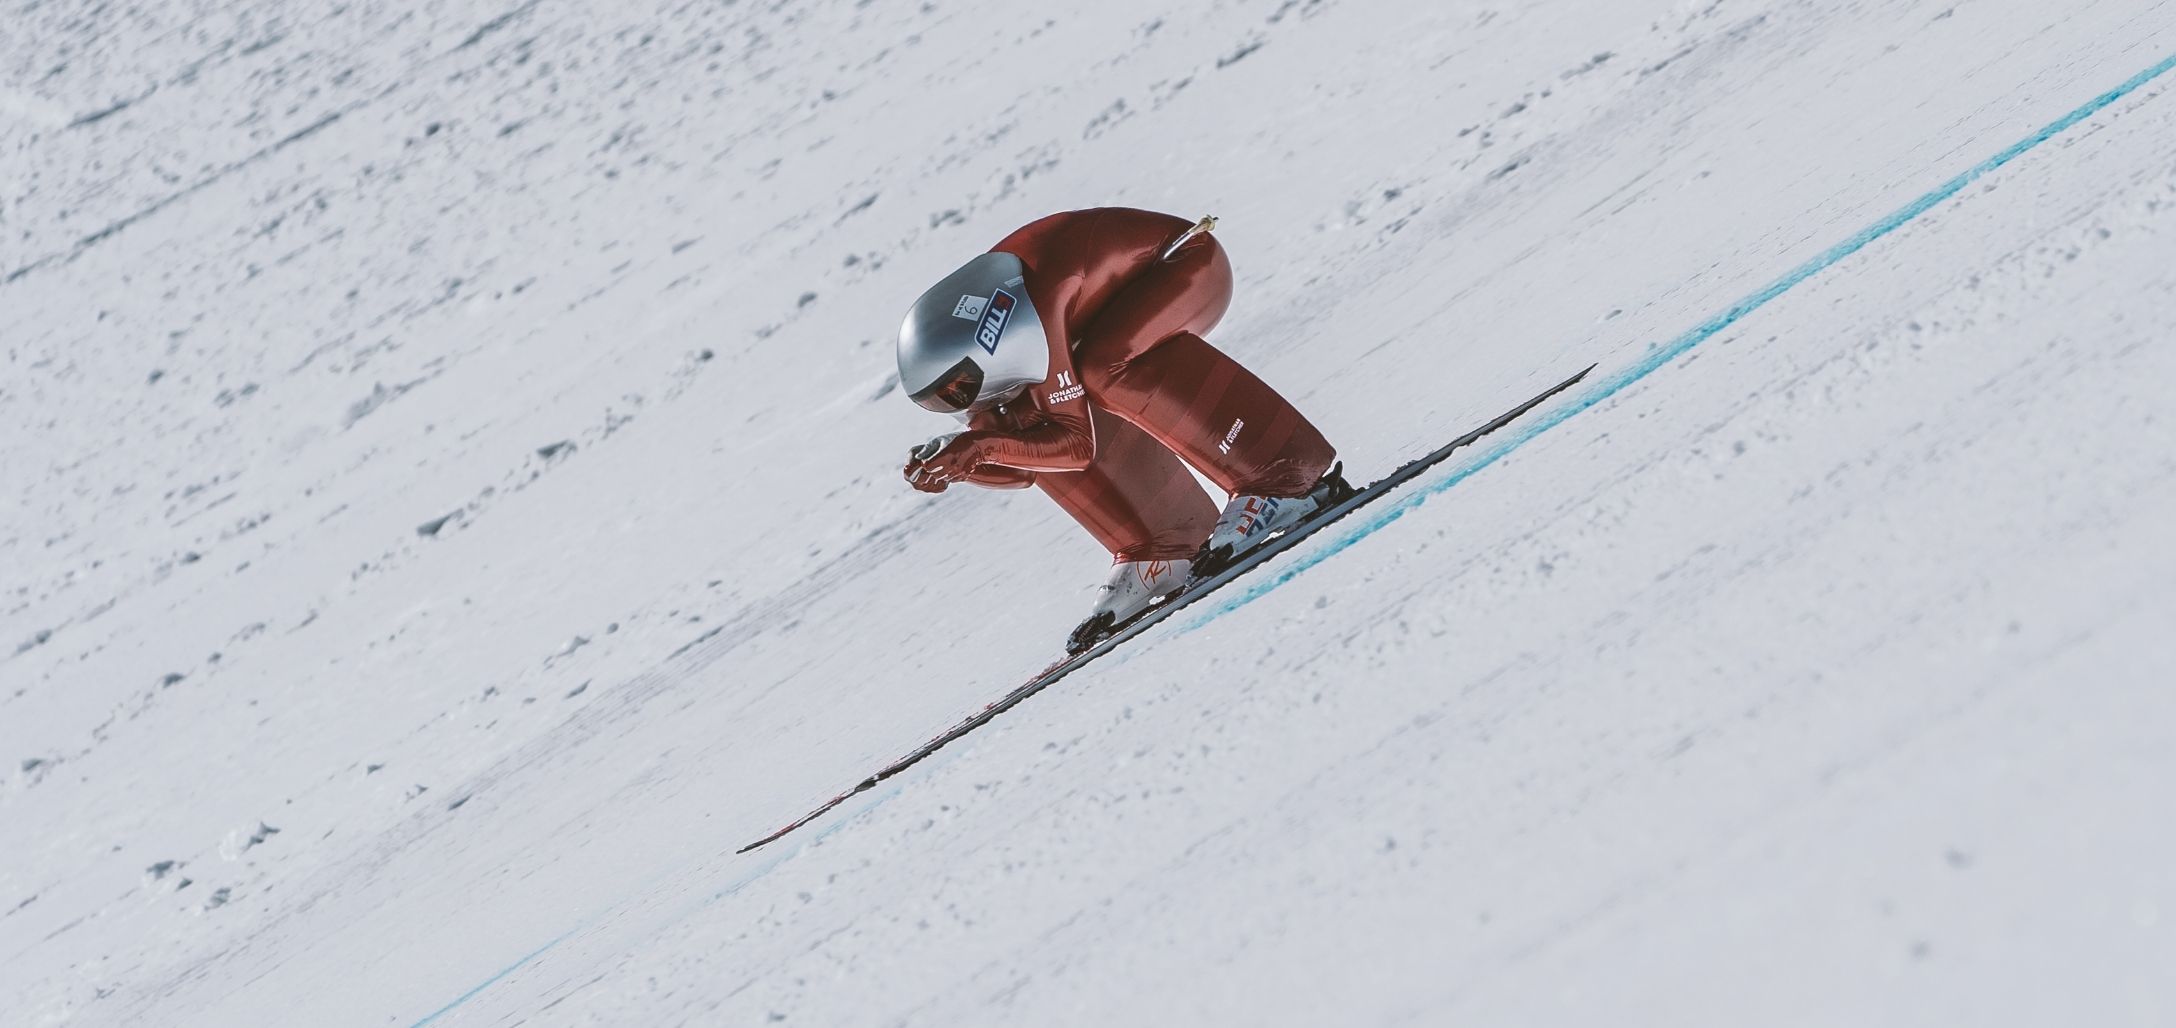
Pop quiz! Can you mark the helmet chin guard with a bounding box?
[898,253,1049,413]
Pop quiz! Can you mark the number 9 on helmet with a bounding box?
[897,252,1050,414]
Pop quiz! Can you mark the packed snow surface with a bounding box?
[6,0,2175,1023]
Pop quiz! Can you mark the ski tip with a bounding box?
[744,810,821,852]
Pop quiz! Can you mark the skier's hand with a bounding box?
[909,433,961,464]
[905,460,947,493]
[905,433,965,493]
[907,432,987,491]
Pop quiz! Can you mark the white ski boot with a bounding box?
[1067,558,1190,654]
[1193,463,1356,579]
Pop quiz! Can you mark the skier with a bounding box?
[896,207,1351,650]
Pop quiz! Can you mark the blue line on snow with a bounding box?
[1170,50,2176,635]
[404,759,942,1026]
[410,930,578,1027]
[405,844,798,1028]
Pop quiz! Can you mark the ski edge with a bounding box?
[736,363,1594,853]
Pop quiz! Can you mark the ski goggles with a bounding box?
[907,356,986,414]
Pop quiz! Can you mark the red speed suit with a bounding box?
[932,208,1337,562]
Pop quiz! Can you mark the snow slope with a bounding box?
[5,0,2174,1023]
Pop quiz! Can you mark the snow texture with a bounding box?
[5,0,2174,1024]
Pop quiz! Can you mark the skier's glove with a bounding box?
[905,424,996,490]
[904,432,967,493]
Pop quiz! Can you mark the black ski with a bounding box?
[738,363,1594,853]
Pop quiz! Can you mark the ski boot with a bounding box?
[1066,558,1191,654]
[1191,462,1356,580]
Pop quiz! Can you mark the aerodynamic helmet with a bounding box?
[897,252,1049,414]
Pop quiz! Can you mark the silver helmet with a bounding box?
[897,252,1049,413]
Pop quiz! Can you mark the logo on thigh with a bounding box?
[1218,418,1245,453]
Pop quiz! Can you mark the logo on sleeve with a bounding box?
[1047,369,1084,404]
[974,289,1017,354]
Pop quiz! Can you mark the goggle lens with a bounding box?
[909,357,985,413]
